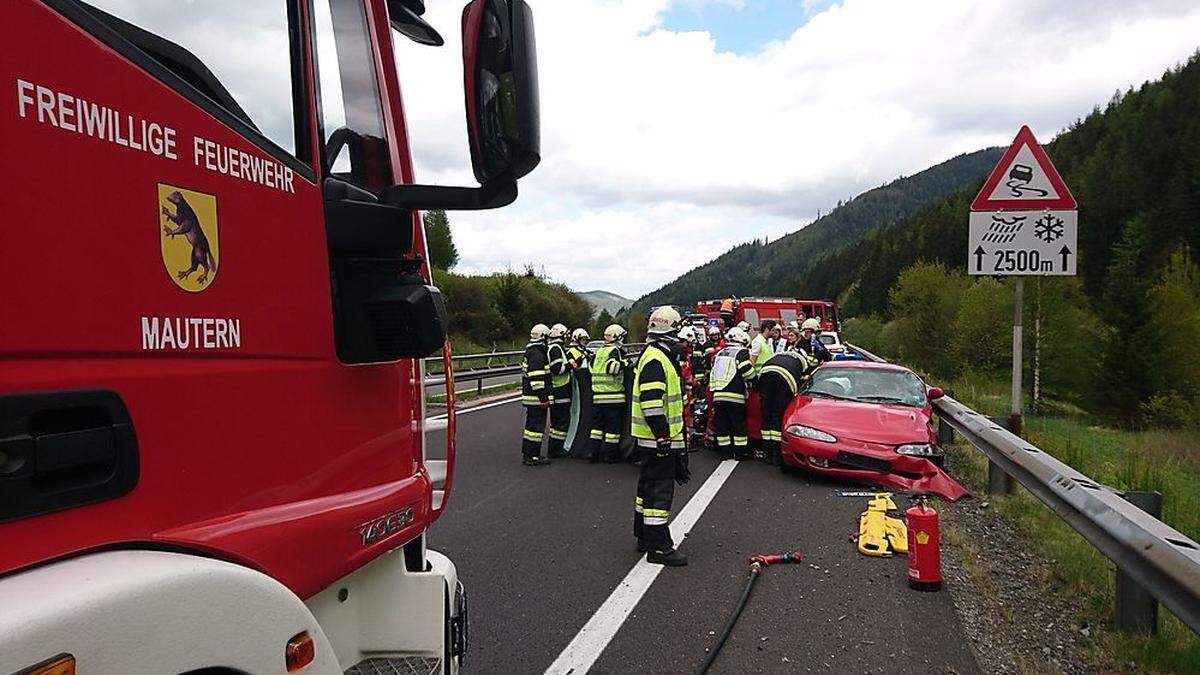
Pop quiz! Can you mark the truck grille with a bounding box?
[345,656,441,675]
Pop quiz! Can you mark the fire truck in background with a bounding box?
[695,297,841,332]
[1,0,539,673]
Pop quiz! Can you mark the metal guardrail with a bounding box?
[423,344,646,392]
[845,342,1200,635]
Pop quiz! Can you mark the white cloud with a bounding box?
[394,0,1200,298]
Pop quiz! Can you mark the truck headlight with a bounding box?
[786,424,837,443]
[896,443,936,456]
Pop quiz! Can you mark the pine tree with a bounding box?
[423,209,459,270]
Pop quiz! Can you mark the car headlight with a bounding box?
[896,443,936,456]
[786,424,837,443]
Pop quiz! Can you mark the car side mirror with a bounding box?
[382,0,540,211]
[927,387,945,400]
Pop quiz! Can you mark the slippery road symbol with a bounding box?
[1005,163,1049,198]
[982,214,1027,243]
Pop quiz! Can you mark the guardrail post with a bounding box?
[477,377,483,395]
[937,416,953,447]
[985,416,1016,495]
[1114,491,1162,634]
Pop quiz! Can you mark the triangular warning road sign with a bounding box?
[971,125,1076,211]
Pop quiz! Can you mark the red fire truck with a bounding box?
[1,1,538,673]
[695,297,841,332]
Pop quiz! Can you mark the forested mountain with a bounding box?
[806,52,1200,318]
[577,290,633,317]
[826,52,1200,426]
[632,147,1003,312]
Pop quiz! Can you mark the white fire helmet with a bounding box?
[647,306,682,336]
[736,320,751,332]
[548,323,569,340]
[572,328,590,343]
[707,326,722,337]
[604,324,628,343]
[801,318,822,332]
[678,326,697,343]
[530,323,550,341]
[727,327,751,346]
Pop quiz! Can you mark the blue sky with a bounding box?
[659,0,841,53]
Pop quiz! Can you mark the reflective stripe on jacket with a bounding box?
[631,344,684,442]
[710,346,754,403]
[590,344,626,403]
[547,341,571,389]
[521,342,551,405]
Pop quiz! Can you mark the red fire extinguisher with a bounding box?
[906,497,942,592]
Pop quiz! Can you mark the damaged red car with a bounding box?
[780,361,969,501]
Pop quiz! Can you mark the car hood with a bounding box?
[787,397,930,445]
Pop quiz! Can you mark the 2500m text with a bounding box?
[992,249,1053,273]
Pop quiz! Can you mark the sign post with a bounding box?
[968,125,1077,487]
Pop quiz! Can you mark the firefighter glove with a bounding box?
[674,446,691,485]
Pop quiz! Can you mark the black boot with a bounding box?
[647,548,688,566]
[637,540,649,553]
[523,457,551,466]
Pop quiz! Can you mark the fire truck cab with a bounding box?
[1,0,540,673]
[695,297,841,332]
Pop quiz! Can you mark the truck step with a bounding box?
[345,656,442,675]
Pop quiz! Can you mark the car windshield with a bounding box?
[806,367,927,407]
[818,334,838,345]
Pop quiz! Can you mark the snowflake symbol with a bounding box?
[1034,214,1065,243]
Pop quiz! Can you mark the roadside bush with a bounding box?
[841,315,885,353]
[887,262,967,375]
[951,278,1010,371]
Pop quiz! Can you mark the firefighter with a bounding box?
[801,318,833,363]
[710,327,755,460]
[632,306,690,566]
[546,323,573,457]
[564,328,592,456]
[590,324,628,463]
[750,320,776,375]
[568,328,591,371]
[707,325,725,353]
[675,325,696,372]
[719,296,737,328]
[690,325,712,388]
[758,348,819,466]
[521,323,553,466]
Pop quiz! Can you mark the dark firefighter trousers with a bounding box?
[548,389,571,456]
[758,375,792,465]
[713,400,749,459]
[522,404,547,460]
[590,402,624,462]
[634,442,677,553]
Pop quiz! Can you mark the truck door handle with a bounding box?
[35,426,117,476]
[0,390,139,523]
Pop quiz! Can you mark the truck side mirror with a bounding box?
[462,0,540,184]
[382,0,539,211]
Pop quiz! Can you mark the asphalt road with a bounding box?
[427,400,981,674]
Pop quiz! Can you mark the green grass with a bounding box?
[427,380,520,405]
[940,373,1200,673]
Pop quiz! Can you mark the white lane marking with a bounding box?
[426,395,521,430]
[544,459,741,675]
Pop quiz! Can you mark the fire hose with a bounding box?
[694,551,802,674]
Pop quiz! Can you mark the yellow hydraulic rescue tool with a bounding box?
[857,493,909,557]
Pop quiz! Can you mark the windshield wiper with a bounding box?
[808,390,856,401]
[854,395,918,406]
